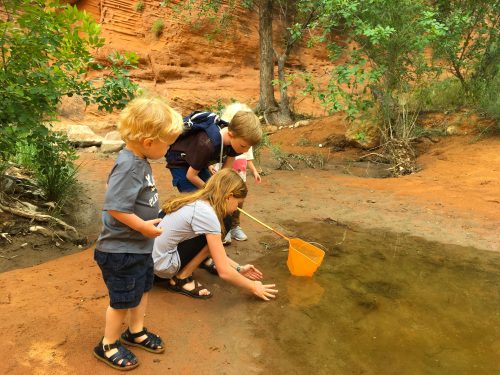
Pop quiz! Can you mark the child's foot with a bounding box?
[200,258,218,275]
[120,328,165,353]
[93,339,139,370]
[231,226,248,241]
[222,231,232,245]
[167,275,212,299]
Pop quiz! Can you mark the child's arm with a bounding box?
[108,211,162,238]
[206,233,278,301]
[247,159,261,183]
[186,166,207,189]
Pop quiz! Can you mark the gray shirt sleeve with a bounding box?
[103,160,142,213]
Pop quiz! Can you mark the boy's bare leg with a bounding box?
[128,293,157,344]
[102,307,130,364]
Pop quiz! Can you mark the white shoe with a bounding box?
[231,226,248,241]
[222,231,232,245]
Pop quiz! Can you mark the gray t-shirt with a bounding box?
[96,148,160,254]
[152,200,221,278]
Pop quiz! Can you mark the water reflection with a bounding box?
[253,221,500,375]
[287,277,325,307]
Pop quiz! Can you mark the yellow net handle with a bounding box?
[237,208,289,241]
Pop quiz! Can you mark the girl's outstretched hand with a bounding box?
[240,264,263,280]
[253,281,278,301]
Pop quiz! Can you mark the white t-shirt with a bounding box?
[152,200,221,278]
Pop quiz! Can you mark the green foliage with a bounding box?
[311,0,445,123]
[204,99,225,116]
[32,132,79,204]
[432,0,499,95]
[16,132,79,204]
[253,132,271,165]
[0,0,138,166]
[134,1,145,12]
[0,0,138,200]
[151,19,165,37]
[414,78,466,112]
[476,69,500,121]
[354,131,366,142]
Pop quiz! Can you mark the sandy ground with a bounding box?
[0,127,499,374]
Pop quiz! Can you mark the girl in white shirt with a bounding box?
[153,169,277,301]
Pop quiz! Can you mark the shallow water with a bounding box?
[251,220,500,375]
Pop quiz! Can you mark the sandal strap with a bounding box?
[102,340,120,352]
[123,328,163,350]
[173,275,193,287]
[190,280,210,296]
[141,332,163,349]
[125,327,148,339]
[108,344,137,367]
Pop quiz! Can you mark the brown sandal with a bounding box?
[166,276,212,299]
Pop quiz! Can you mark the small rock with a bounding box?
[104,130,122,141]
[81,146,99,153]
[294,120,310,127]
[101,140,125,153]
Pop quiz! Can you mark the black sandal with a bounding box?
[120,327,165,353]
[93,339,139,371]
[199,258,218,276]
[166,276,212,299]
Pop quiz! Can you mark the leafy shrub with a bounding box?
[414,78,466,112]
[28,132,79,205]
[152,19,165,38]
[0,0,138,196]
[253,132,271,165]
[134,1,145,12]
[476,69,500,122]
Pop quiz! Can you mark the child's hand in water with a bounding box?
[240,264,263,280]
[139,218,163,238]
[253,281,278,301]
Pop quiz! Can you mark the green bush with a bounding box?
[253,132,271,165]
[32,132,79,204]
[16,132,79,205]
[476,70,500,122]
[134,1,145,12]
[414,78,466,112]
[151,19,165,38]
[0,0,138,199]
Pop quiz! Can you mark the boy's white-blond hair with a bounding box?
[221,102,253,123]
[221,102,261,145]
[118,96,183,143]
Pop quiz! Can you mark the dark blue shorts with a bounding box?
[169,166,211,192]
[94,250,154,310]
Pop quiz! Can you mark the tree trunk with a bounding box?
[258,0,277,113]
[277,54,293,123]
[257,0,294,126]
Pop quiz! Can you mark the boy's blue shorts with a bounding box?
[94,250,154,309]
[169,166,211,192]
